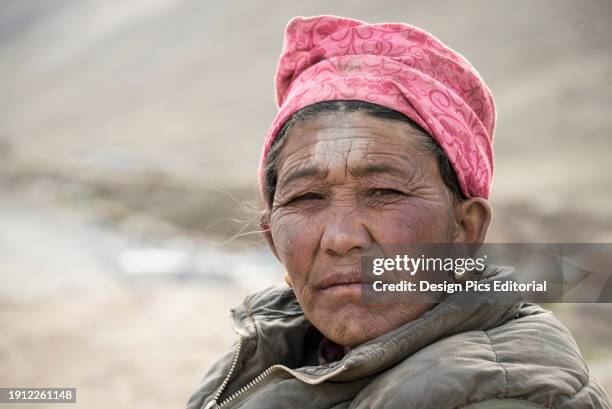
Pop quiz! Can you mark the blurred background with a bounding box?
[0,0,611,407]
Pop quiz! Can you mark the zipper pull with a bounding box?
[204,400,219,409]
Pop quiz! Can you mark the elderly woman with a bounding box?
[187,16,611,409]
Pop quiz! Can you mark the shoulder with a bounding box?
[187,285,308,409]
[351,304,610,409]
[231,283,301,322]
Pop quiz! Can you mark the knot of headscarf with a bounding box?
[259,15,496,199]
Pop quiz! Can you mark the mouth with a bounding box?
[315,272,367,292]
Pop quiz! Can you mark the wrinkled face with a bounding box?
[267,111,462,348]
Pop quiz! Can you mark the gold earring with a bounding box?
[284,271,293,287]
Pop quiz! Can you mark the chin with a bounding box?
[311,302,394,348]
[309,299,434,348]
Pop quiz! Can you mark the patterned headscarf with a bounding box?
[259,15,496,199]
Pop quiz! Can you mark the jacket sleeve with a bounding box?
[461,399,548,409]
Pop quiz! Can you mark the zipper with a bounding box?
[203,335,244,409]
[204,335,348,409]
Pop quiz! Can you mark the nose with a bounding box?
[320,211,372,257]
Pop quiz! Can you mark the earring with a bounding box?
[454,270,466,282]
[284,271,293,287]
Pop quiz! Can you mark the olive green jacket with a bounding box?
[187,266,611,409]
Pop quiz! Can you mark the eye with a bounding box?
[288,192,324,204]
[369,188,404,197]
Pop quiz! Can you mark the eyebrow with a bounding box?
[348,163,408,178]
[280,166,329,187]
[279,162,410,189]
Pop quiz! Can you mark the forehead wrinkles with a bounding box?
[310,132,423,179]
[289,127,403,165]
[277,129,372,183]
[276,117,429,188]
[313,134,366,174]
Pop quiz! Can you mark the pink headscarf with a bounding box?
[259,15,496,199]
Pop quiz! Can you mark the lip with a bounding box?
[314,271,368,291]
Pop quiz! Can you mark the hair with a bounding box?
[262,100,467,208]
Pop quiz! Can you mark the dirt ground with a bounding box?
[0,283,244,408]
[0,192,259,408]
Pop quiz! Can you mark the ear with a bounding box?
[260,210,280,261]
[452,198,491,243]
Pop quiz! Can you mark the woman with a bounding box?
[187,16,611,409]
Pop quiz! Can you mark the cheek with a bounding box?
[270,211,321,273]
[368,200,452,244]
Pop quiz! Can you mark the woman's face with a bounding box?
[264,111,487,348]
